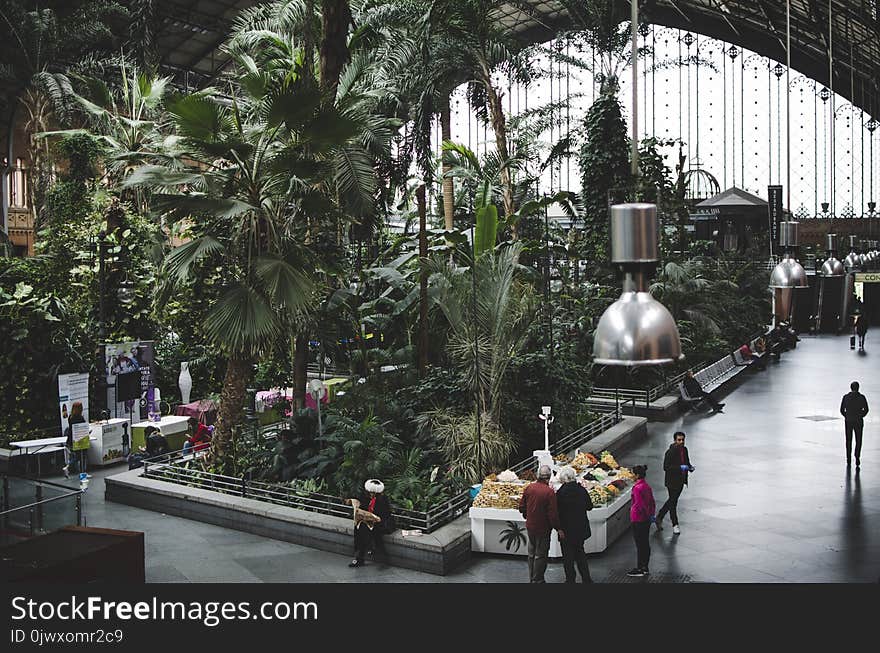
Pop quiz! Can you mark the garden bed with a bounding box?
[106,413,645,574]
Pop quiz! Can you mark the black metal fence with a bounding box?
[141,410,624,534]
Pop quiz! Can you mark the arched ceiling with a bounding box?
[149,1,879,118]
[491,1,880,119]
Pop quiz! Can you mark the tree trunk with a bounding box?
[416,184,429,376]
[293,332,310,410]
[440,97,455,231]
[319,0,352,95]
[484,76,515,237]
[214,355,253,460]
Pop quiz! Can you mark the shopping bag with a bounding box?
[850,335,856,350]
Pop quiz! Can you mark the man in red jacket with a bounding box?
[519,465,564,583]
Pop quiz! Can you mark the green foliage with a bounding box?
[577,79,631,271]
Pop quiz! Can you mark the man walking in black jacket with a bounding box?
[840,381,870,469]
[656,431,694,534]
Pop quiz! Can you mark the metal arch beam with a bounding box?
[502,0,878,120]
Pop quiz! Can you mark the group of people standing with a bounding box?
[515,431,697,582]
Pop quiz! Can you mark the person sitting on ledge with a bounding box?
[347,479,394,568]
[183,423,212,454]
[683,370,725,413]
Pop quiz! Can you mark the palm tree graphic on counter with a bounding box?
[499,521,527,553]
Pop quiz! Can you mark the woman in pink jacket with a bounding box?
[627,465,656,577]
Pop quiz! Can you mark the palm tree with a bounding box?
[425,0,525,226]
[37,61,171,214]
[124,55,383,455]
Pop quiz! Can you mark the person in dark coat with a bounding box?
[855,314,868,351]
[683,370,724,412]
[840,381,870,468]
[348,479,394,568]
[555,465,593,583]
[656,431,694,534]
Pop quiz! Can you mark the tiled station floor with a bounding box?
[74,334,879,582]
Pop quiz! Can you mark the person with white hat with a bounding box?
[348,479,394,568]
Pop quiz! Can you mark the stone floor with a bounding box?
[40,334,880,582]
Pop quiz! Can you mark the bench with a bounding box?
[678,354,747,410]
[732,338,767,370]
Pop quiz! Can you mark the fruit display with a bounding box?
[600,451,619,469]
[472,480,530,509]
[588,485,613,506]
[616,467,635,480]
[472,449,630,510]
[570,451,598,471]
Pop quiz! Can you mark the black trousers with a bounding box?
[631,522,651,571]
[845,421,864,464]
[657,484,684,525]
[354,523,386,562]
[560,538,593,583]
[696,389,721,410]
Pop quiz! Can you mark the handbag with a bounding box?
[850,335,856,350]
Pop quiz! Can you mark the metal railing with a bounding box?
[141,449,472,534]
[588,364,701,409]
[140,410,624,533]
[0,474,84,544]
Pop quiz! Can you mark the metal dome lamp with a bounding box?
[592,204,683,366]
[819,233,845,277]
[769,222,808,288]
[843,234,859,270]
[769,222,807,325]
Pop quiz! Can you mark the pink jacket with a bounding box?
[630,478,656,523]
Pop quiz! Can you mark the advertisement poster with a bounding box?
[88,419,127,466]
[58,372,90,435]
[104,341,155,422]
[71,422,91,451]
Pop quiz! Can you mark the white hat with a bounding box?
[364,479,385,493]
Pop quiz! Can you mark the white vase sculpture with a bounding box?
[178,361,193,405]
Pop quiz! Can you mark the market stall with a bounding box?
[469,451,634,557]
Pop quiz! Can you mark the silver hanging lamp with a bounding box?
[769,222,808,288]
[592,204,683,366]
[844,234,859,270]
[819,233,845,276]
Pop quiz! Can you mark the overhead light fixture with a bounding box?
[592,204,683,366]
[819,233,844,277]
[769,222,808,288]
[844,234,859,270]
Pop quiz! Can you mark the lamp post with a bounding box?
[469,193,482,480]
[93,230,108,417]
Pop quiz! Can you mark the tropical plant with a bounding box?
[577,77,631,272]
[40,61,172,213]
[0,0,129,227]
[125,67,357,455]
[427,242,537,421]
[425,0,526,225]
[415,408,514,483]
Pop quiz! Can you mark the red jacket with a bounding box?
[630,478,656,523]
[519,480,561,534]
